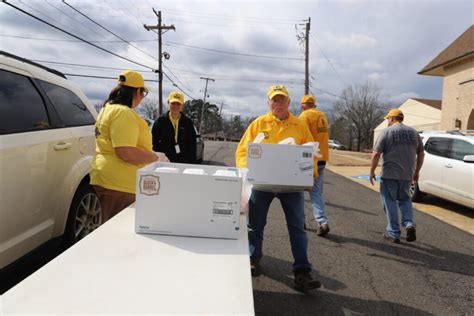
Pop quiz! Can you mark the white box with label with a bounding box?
[135,162,242,239]
[246,143,314,192]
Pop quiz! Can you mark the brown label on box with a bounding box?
[139,174,160,196]
[248,144,262,159]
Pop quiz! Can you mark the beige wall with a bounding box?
[441,56,474,130]
[373,99,441,146]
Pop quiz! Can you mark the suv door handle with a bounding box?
[444,163,453,168]
[54,142,72,151]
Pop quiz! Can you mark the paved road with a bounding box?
[2,141,472,315]
[205,141,473,315]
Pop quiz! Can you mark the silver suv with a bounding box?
[0,51,101,270]
[411,131,474,208]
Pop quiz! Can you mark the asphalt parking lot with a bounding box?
[2,141,472,315]
[206,140,473,315]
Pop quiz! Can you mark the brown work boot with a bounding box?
[316,223,330,237]
[406,226,417,242]
[250,259,262,277]
[294,269,321,292]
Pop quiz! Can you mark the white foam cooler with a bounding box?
[135,162,242,239]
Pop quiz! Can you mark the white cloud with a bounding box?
[389,92,421,105]
[1,0,471,119]
[325,32,377,49]
[362,61,384,71]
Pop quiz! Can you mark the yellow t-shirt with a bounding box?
[299,108,329,162]
[235,112,318,177]
[90,103,153,194]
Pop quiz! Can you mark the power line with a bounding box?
[43,0,153,65]
[62,0,157,62]
[165,41,303,61]
[63,73,158,82]
[32,58,303,85]
[162,17,294,30]
[31,59,150,73]
[0,33,302,62]
[0,34,154,43]
[3,0,156,71]
[162,63,196,97]
[135,6,298,24]
[309,33,348,88]
[162,71,198,100]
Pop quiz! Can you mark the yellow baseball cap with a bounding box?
[118,70,149,92]
[167,91,184,105]
[267,85,289,99]
[384,108,404,119]
[301,95,316,104]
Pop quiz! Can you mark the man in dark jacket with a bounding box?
[152,91,197,163]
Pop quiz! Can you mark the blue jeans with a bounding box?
[379,178,416,239]
[248,189,312,271]
[310,164,327,225]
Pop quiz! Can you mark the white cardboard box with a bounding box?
[246,143,314,192]
[135,162,242,239]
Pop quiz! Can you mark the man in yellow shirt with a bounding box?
[235,85,321,292]
[299,95,330,236]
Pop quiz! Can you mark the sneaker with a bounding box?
[294,269,321,292]
[406,226,417,242]
[250,259,262,277]
[316,224,330,237]
[383,233,400,244]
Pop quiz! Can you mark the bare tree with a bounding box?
[333,82,387,151]
[136,98,160,122]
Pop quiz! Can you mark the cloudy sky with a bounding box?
[1,0,472,119]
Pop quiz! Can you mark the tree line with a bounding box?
[95,81,391,150]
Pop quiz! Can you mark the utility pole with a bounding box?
[215,102,224,140]
[144,10,175,116]
[304,17,311,95]
[199,76,215,135]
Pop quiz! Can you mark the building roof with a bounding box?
[418,25,474,76]
[412,98,442,110]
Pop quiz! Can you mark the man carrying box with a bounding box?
[299,95,330,236]
[235,85,321,292]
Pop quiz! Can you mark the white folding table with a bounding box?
[1,205,254,315]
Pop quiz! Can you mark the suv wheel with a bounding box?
[409,182,424,202]
[63,184,102,247]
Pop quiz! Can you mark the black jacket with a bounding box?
[152,111,197,163]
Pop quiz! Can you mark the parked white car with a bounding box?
[0,51,101,270]
[328,139,346,150]
[411,131,474,208]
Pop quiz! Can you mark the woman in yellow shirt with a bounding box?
[91,70,168,223]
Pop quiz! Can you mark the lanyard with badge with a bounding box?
[170,113,181,154]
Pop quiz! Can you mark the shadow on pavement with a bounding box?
[257,256,347,293]
[253,289,433,316]
[415,195,473,218]
[325,233,473,277]
[253,252,431,315]
[322,201,376,216]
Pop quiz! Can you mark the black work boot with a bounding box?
[294,269,321,292]
[250,259,262,277]
[316,223,330,237]
[406,226,416,242]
